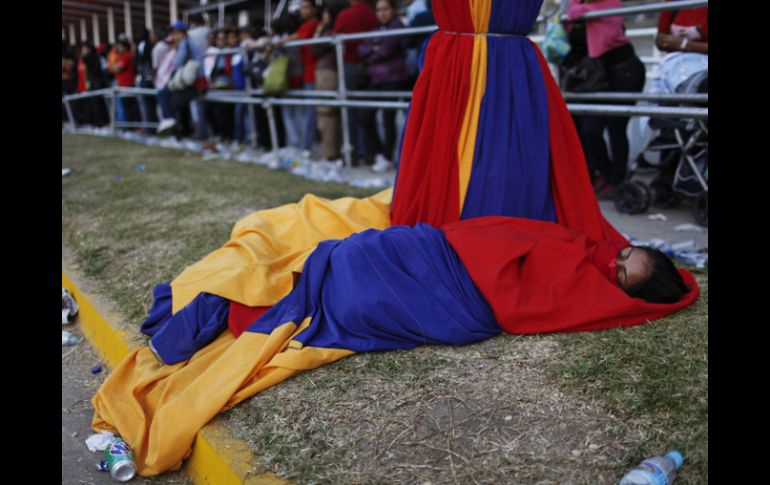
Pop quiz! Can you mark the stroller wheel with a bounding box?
[693,192,708,227]
[650,177,681,208]
[614,181,651,215]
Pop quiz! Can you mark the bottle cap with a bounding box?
[666,450,684,469]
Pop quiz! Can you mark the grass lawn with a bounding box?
[63,134,707,484]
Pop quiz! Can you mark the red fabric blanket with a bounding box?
[443,217,699,334]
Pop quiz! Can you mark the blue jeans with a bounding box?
[281,103,305,148]
[157,87,208,140]
[234,103,252,144]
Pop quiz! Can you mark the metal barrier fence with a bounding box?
[63,0,708,167]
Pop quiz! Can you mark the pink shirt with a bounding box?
[567,0,630,58]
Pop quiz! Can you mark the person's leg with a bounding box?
[379,81,406,161]
[606,56,648,185]
[190,99,209,141]
[358,107,382,160]
[281,104,301,147]
[156,88,174,119]
[115,94,126,122]
[221,103,235,142]
[234,103,244,143]
[575,113,611,183]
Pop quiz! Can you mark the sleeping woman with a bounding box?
[92,215,698,477]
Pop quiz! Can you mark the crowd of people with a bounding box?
[62,0,706,180]
[62,0,435,173]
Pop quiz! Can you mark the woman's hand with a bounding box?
[655,32,708,54]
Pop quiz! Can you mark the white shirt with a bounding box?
[152,41,170,71]
[155,47,178,89]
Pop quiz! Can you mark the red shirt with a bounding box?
[657,2,708,42]
[77,59,87,92]
[114,52,136,87]
[332,1,379,63]
[297,19,320,84]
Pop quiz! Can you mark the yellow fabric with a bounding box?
[171,189,393,313]
[92,322,354,476]
[456,35,488,214]
[469,0,492,33]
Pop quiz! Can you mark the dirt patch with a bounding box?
[224,336,644,484]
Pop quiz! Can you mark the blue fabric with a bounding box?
[231,53,247,90]
[140,283,230,364]
[460,36,556,222]
[489,0,544,35]
[246,224,500,352]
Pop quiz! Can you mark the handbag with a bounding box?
[544,15,571,65]
[261,54,289,95]
[562,56,609,93]
[168,40,205,91]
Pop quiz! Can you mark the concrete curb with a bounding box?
[62,263,289,485]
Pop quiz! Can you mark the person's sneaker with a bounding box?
[371,154,394,173]
[156,118,177,135]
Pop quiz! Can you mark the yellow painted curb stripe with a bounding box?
[62,266,290,485]
[62,271,135,369]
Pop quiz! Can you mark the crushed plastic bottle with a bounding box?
[628,237,707,269]
[62,331,79,346]
[619,450,684,485]
[62,288,79,324]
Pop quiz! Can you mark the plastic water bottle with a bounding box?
[619,450,684,485]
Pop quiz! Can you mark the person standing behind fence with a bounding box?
[62,41,78,122]
[112,39,140,126]
[357,0,407,173]
[274,13,306,149]
[312,1,348,162]
[332,0,379,166]
[136,29,160,132]
[404,0,434,88]
[206,29,236,143]
[156,21,209,139]
[282,0,321,153]
[566,0,646,200]
[231,28,256,148]
[76,42,110,127]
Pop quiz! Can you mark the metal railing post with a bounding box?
[110,88,117,134]
[64,99,77,130]
[334,38,352,168]
[265,100,280,155]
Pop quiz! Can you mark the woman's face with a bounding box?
[376,0,395,25]
[300,1,317,21]
[615,247,653,290]
[216,32,227,48]
[227,32,239,47]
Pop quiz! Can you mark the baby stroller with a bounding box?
[613,69,708,227]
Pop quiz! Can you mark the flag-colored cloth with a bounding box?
[391,0,624,246]
[92,217,698,476]
[170,189,393,313]
[443,217,700,334]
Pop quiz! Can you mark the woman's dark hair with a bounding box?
[376,0,399,10]
[325,0,349,25]
[625,247,689,304]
